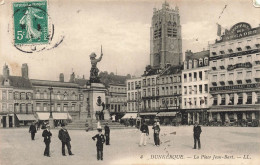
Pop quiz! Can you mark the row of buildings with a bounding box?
[0,63,127,128]
[126,2,260,126]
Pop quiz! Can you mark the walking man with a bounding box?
[104,123,110,145]
[29,122,37,140]
[58,123,74,156]
[152,122,160,146]
[139,121,149,146]
[92,128,105,161]
[42,125,52,157]
[193,121,202,149]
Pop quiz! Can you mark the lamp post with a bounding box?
[48,87,54,128]
[136,84,141,128]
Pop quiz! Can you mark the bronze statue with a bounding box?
[90,46,103,83]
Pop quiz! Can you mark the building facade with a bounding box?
[0,64,34,127]
[150,1,182,68]
[182,50,211,125]
[126,77,142,113]
[106,83,127,119]
[208,22,260,126]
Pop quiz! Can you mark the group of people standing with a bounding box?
[138,120,202,149]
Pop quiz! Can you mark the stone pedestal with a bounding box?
[103,109,110,120]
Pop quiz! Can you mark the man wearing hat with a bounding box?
[58,123,74,156]
[193,121,202,149]
[104,123,110,145]
[29,122,37,140]
[42,125,52,157]
[92,128,105,160]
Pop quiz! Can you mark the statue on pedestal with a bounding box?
[89,46,103,83]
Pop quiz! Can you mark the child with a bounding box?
[92,128,105,160]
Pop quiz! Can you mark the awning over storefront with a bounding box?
[139,113,157,116]
[208,108,259,112]
[156,112,177,117]
[16,114,36,121]
[36,112,72,120]
[121,113,137,119]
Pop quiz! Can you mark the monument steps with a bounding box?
[66,120,136,130]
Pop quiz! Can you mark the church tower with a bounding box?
[150,1,182,68]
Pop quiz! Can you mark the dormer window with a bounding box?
[193,60,198,68]
[228,49,233,53]
[184,61,187,70]
[189,60,193,69]
[220,50,225,54]
[237,47,242,51]
[212,52,217,55]
[246,46,251,50]
[204,57,209,66]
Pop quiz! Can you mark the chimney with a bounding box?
[21,63,29,79]
[3,64,10,78]
[69,72,75,83]
[59,73,64,82]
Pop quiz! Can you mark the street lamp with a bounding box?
[136,84,141,128]
[48,87,54,128]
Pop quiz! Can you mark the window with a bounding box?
[199,85,202,94]
[246,71,252,78]
[237,57,242,63]
[229,58,234,65]
[57,104,61,111]
[152,88,155,96]
[143,80,146,86]
[147,78,150,86]
[246,92,252,104]
[256,92,260,104]
[143,90,146,97]
[194,85,197,94]
[2,103,7,111]
[237,93,243,104]
[184,98,187,106]
[178,85,182,94]
[174,86,177,94]
[170,77,173,83]
[213,75,217,82]
[128,82,130,90]
[220,59,225,66]
[189,60,193,69]
[162,78,164,84]
[184,86,187,95]
[199,71,202,80]
[213,95,218,105]
[189,73,192,82]
[64,92,68,100]
[220,94,225,105]
[204,71,208,80]
[193,72,197,81]
[199,59,203,66]
[204,58,208,66]
[173,76,177,82]
[2,91,6,100]
[184,74,187,82]
[170,98,173,105]
[229,94,234,105]
[194,60,198,68]
[8,91,13,100]
[204,84,208,93]
[220,74,225,81]
[229,73,234,80]
[36,103,41,111]
[189,86,192,94]
[246,55,252,62]
[212,61,217,67]
[152,78,155,85]
[21,92,26,100]
[237,72,243,80]
[237,47,242,51]
[194,98,197,106]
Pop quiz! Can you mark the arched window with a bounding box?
[184,61,187,70]
[43,91,47,99]
[193,59,198,68]
[64,92,68,100]
[199,58,203,67]
[204,57,209,66]
[188,60,193,69]
[36,90,40,99]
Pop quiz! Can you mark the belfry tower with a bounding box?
[150,1,182,68]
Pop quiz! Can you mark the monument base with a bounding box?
[86,118,93,131]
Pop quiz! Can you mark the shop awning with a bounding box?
[139,113,157,116]
[16,114,36,121]
[36,112,72,120]
[156,112,177,117]
[121,113,137,119]
[208,108,259,112]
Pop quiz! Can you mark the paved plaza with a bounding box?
[0,126,260,165]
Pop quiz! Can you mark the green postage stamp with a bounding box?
[13,1,49,45]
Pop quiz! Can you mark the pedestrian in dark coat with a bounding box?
[29,122,37,140]
[58,123,74,156]
[139,121,149,146]
[193,121,202,149]
[92,129,105,160]
[152,122,160,146]
[104,123,110,145]
[129,117,134,127]
[42,125,52,157]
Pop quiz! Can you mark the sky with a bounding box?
[0,0,260,81]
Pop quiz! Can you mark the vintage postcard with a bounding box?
[0,0,260,165]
